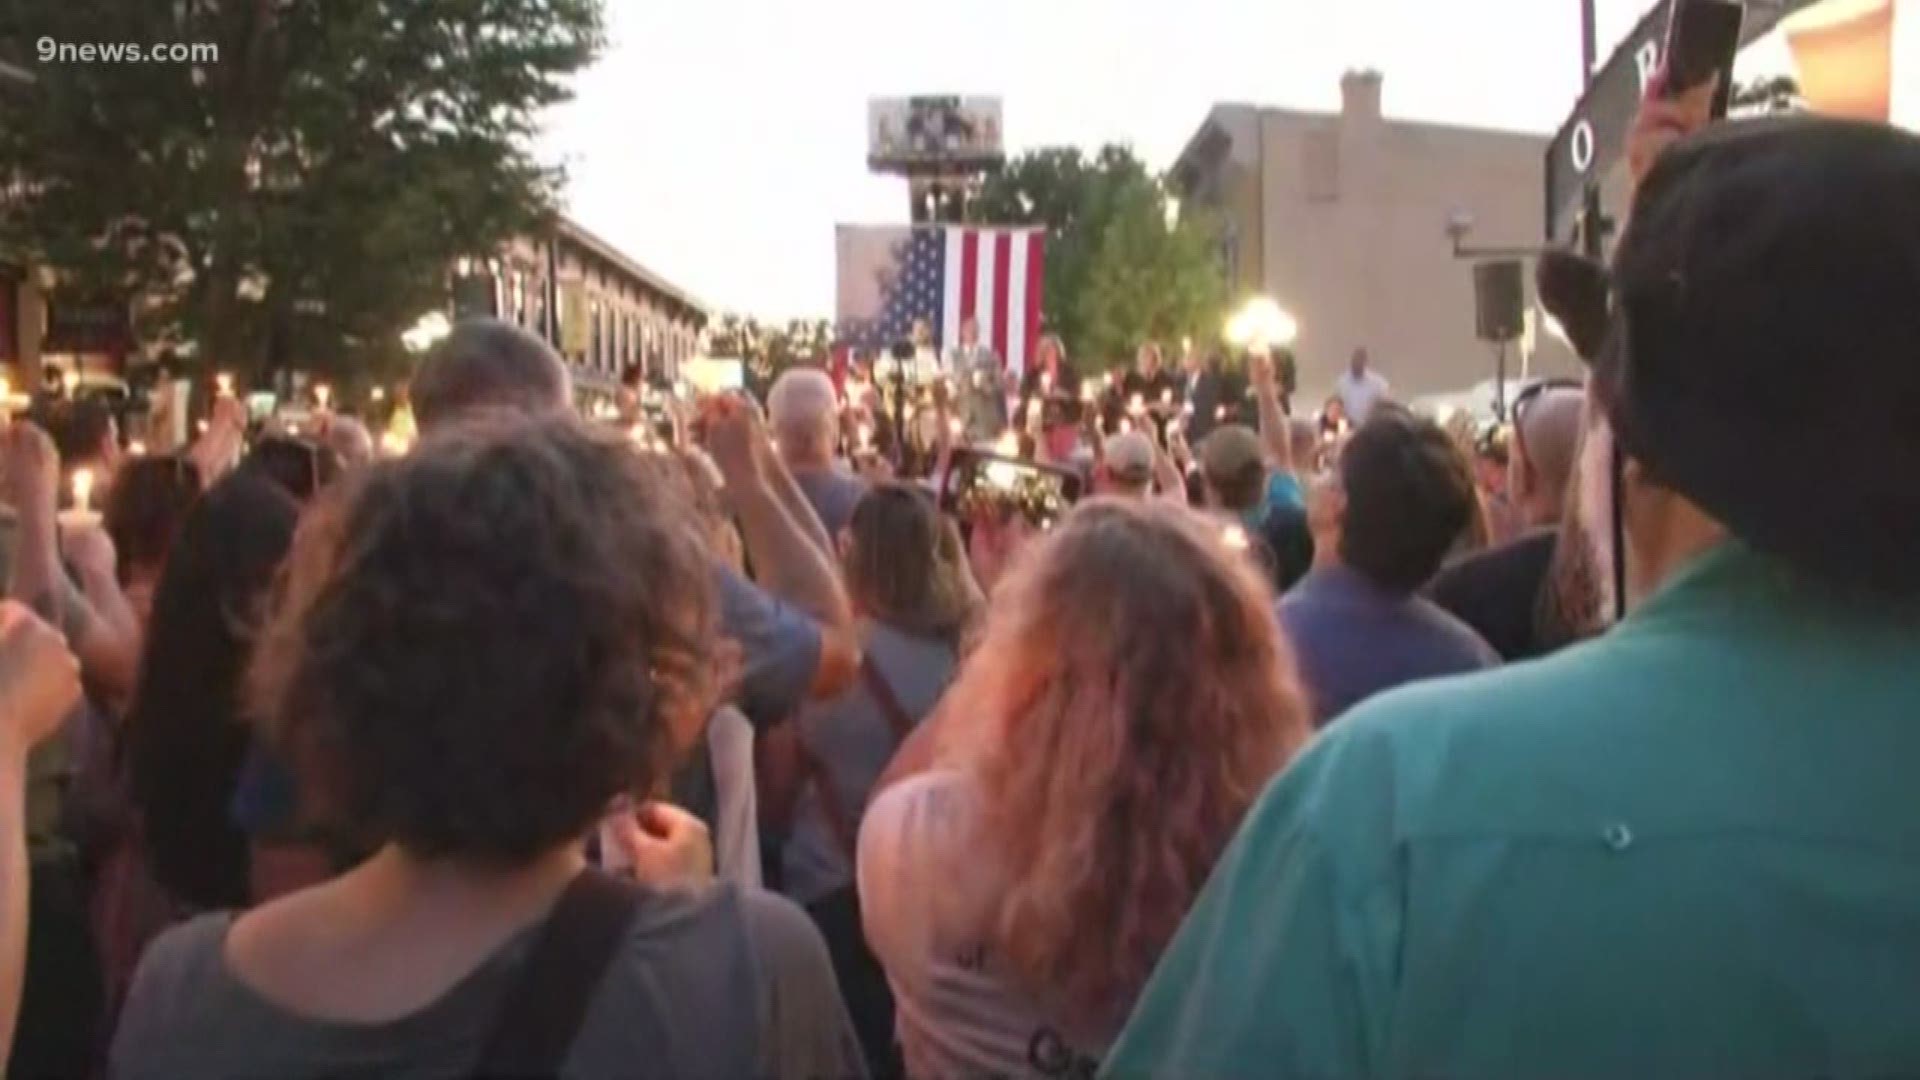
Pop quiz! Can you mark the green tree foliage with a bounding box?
[969,145,1226,373]
[706,313,833,396]
[0,0,604,385]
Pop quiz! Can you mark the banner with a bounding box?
[559,280,589,357]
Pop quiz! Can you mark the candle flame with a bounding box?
[216,372,234,397]
[71,468,94,511]
[995,430,1020,456]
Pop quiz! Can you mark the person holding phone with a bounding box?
[1108,114,1920,1080]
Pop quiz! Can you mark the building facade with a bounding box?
[1173,71,1578,408]
[469,216,707,408]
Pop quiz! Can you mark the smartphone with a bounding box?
[939,447,1084,530]
[1665,0,1744,119]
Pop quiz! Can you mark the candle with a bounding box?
[196,419,210,435]
[1160,389,1174,407]
[61,370,80,398]
[995,430,1020,456]
[314,383,332,411]
[60,468,101,529]
[1214,406,1228,421]
[947,417,963,439]
[1080,384,1097,404]
[371,386,388,403]
[216,372,234,397]
[128,440,148,457]
[1129,394,1145,415]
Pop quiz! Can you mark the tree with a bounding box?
[0,0,604,387]
[706,313,833,397]
[969,145,1226,372]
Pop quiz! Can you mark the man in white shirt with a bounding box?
[1336,347,1391,424]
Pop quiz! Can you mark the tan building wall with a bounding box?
[486,217,707,397]
[1175,72,1580,409]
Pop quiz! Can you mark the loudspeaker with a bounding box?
[1473,260,1525,343]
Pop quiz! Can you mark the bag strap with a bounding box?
[474,869,642,1078]
[801,655,926,861]
[860,657,916,744]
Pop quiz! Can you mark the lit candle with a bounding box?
[1214,406,1228,421]
[128,440,148,457]
[1129,394,1146,415]
[371,386,388,403]
[995,430,1020,456]
[196,419,210,435]
[1080,384,1097,404]
[1160,389,1174,407]
[60,468,100,528]
[947,417,963,439]
[216,372,234,397]
[314,383,332,411]
[61,370,80,398]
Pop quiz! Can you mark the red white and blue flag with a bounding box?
[835,225,1046,376]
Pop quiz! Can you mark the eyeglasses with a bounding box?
[1509,377,1584,468]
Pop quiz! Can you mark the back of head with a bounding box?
[1199,425,1266,511]
[951,499,1309,1028]
[1100,432,1155,495]
[34,396,116,468]
[250,418,718,864]
[1338,410,1477,595]
[843,483,972,639]
[104,454,204,582]
[409,319,572,433]
[323,416,375,470]
[1515,388,1585,519]
[125,471,300,909]
[242,437,344,504]
[767,368,839,464]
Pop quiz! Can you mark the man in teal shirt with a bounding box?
[1108,117,1920,1078]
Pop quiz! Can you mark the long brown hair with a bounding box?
[945,499,1309,1033]
[842,483,976,640]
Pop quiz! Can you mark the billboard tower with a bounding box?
[867,96,1007,224]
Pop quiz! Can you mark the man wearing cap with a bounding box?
[1107,117,1920,1077]
[1092,431,1157,500]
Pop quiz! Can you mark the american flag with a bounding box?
[835,225,1047,376]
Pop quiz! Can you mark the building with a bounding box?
[1172,71,1578,408]
[473,216,708,410]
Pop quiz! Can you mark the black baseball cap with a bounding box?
[1540,117,1920,597]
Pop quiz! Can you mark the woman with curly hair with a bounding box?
[858,498,1311,1078]
[109,418,863,1080]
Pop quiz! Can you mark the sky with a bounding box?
[537,0,1699,320]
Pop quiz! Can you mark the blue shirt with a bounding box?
[1108,543,1920,1079]
[1276,565,1497,725]
[717,567,823,727]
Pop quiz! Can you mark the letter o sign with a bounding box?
[1570,121,1596,174]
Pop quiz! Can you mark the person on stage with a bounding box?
[946,318,1006,445]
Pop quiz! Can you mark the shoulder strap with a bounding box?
[800,655,929,862]
[474,870,642,1079]
[860,657,916,744]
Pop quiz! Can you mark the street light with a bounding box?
[1224,297,1298,352]
[402,312,453,354]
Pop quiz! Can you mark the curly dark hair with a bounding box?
[248,417,720,863]
[1337,408,1478,595]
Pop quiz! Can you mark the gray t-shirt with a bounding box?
[859,770,1109,1079]
[109,882,866,1080]
[780,623,956,905]
[791,466,869,541]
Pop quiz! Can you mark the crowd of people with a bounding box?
[0,81,1915,1080]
